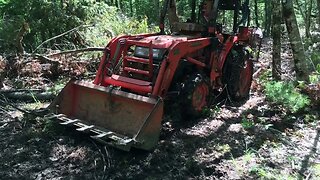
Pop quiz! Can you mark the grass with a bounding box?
[216,144,231,154]
[241,117,255,129]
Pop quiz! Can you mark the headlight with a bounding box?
[134,46,165,60]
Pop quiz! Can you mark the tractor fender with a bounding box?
[219,36,238,66]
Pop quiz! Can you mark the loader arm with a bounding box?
[153,37,213,97]
[94,33,157,85]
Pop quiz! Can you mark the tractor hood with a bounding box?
[137,35,188,49]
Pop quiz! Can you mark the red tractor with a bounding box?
[49,0,261,151]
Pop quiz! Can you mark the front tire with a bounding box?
[180,73,210,119]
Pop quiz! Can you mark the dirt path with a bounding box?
[0,39,319,180]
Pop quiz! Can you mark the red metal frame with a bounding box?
[93,26,254,98]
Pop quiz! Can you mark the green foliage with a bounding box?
[309,73,320,84]
[313,164,320,178]
[310,51,320,72]
[258,69,272,83]
[47,78,68,95]
[308,51,320,84]
[241,117,255,129]
[264,81,311,113]
[0,0,89,52]
[81,2,156,47]
[0,0,157,53]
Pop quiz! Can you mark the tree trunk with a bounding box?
[254,0,260,27]
[129,0,133,16]
[272,0,282,80]
[264,0,272,36]
[15,22,29,55]
[282,0,310,81]
[118,0,122,10]
[305,0,312,38]
[317,0,320,26]
[168,0,179,31]
[154,0,160,23]
[191,0,196,22]
[114,0,118,8]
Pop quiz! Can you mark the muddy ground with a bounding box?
[0,39,319,180]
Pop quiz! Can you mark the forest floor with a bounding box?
[0,38,319,180]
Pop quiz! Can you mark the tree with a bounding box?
[282,0,310,81]
[317,0,320,26]
[264,0,272,36]
[295,0,312,38]
[272,0,281,80]
[254,0,260,27]
[305,0,312,38]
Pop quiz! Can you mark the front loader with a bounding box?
[48,0,262,151]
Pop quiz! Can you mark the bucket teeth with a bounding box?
[60,119,80,125]
[76,125,95,132]
[47,114,65,119]
[91,132,113,139]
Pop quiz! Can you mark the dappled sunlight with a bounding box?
[181,119,225,137]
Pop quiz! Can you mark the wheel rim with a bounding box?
[192,82,209,111]
[238,60,253,97]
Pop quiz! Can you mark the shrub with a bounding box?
[264,81,311,113]
[80,2,156,47]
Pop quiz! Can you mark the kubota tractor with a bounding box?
[48,0,262,151]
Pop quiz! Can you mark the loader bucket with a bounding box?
[48,80,163,151]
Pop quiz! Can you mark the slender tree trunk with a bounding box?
[60,0,65,9]
[129,0,133,16]
[168,0,179,31]
[264,0,272,36]
[272,0,282,80]
[16,22,29,55]
[191,0,196,22]
[254,0,260,27]
[109,0,114,6]
[317,0,320,26]
[118,0,122,10]
[114,0,118,8]
[282,0,309,81]
[154,0,160,23]
[305,0,312,38]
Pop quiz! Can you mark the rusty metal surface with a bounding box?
[49,80,163,151]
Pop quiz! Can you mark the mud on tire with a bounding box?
[179,73,210,119]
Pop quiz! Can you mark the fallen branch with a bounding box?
[0,99,32,114]
[0,90,55,101]
[253,67,263,78]
[0,88,44,94]
[22,53,60,65]
[0,98,49,116]
[33,54,60,64]
[47,47,105,58]
[32,24,93,53]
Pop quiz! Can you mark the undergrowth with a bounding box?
[264,81,310,113]
[80,2,157,47]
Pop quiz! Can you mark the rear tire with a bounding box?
[180,73,210,119]
[223,48,253,104]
